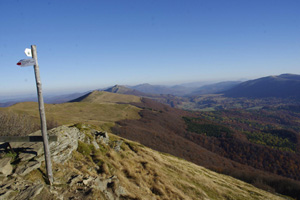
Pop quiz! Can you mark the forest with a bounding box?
[113,98,300,199]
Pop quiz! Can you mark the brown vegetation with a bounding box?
[41,126,288,199]
[112,98,300,199]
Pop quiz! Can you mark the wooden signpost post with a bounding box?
[16,45,54,185]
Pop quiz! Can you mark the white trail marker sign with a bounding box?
[24,48,32,57]
[16,58,36,67]
[16,45,54,185]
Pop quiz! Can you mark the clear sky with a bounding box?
[1,0,300,97]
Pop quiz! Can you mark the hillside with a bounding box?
[0,125,288,200]
[1,91,142,131]
[223,74,300,98]
[70,90,141,104]
[2,91,300,198]
[112,98,300,199]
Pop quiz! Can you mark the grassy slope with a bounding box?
[28,126,287,200]
[95,134,288,200]
[75,91,141,103]
[0,91,142,130]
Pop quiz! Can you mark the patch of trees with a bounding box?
[183,117,233,138]
[245,130,297,152]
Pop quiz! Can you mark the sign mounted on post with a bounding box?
[16,45,54,185]
[16,58,36,67]
[24,48,32,57]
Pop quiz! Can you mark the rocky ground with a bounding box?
[0,125,126,200]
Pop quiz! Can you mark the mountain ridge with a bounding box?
[223,74,300,98]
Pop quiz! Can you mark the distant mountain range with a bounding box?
[223,74,300,98]
[2,73,300,108]
[188,81,242,96]
[127,81,241,96]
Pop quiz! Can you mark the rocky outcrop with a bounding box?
[0,125,127,200]
[67,175,126,200]
[93,130,109,145]
[0,177,44,200]
[48,125,84,164]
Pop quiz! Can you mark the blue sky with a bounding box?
[1,0,300,97]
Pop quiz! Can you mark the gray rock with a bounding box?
[92,141,100,150]
[14,183,44,200]
[18,149,38,162]
[0,178,17,199]
[68,174,83,186]
[15,160,41,176]
[83,177,93,185]
[0,190,14,200]
[113,140,123,152]
[94,131,109,145]
[92,175,127,200]
[48,126,84,164]
[0,157,12,177]
[92,177,109,191]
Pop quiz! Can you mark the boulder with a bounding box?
[48,126,84,164]
[0,157,12,177]
[94,131,109,145]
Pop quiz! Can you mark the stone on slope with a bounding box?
[0,157,13,177]
[14,183,44,200]
[48,125,84,164]
[15,160,41,176]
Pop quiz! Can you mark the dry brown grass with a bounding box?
[14,124,289,200]
[0,101,141,129]
[49,127,287,200]
[78,91,141,104]
[111,139,287,200]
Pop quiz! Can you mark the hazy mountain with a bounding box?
[0,92,89,107]
[44,92,90,104]
[223,74,300,98]
[0,96,37,107]
[188,81,242,96]
[104,85,146,96]
[129,83,177,95]
[0,101,18,107]
[129,82,245,97]
[179,81,214,88]
[129,83,199,96]
[103,85,189,108]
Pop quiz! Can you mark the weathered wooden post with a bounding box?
[31,45,53,185]
[17,45,53,184]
